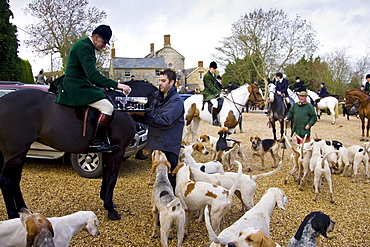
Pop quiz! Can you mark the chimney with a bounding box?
[150,43,154,53]
[198,61,203,68]
[164,34,171,47]
[111,42,115,58]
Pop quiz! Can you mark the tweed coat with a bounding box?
[55,37,118,106]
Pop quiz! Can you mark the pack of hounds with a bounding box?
[3,126,369,246]
[146,125,369,247]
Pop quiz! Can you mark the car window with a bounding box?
[0,89,16,97]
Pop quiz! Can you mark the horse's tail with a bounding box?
[334,101,339,119]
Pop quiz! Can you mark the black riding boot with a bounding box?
[212,107,219,126]
[89,113,119,152]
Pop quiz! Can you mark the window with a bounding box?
[199,71,204,79]
[124,70,130,77]
[155,70,160,76]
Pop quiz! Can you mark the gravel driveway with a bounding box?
[0,111,369,246]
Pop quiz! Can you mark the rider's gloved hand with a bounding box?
[117,83,131,95]
[219,92,226,99]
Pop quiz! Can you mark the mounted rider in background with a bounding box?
[201,61,223,126]
[315,82,329,106]
[275,72,293,108]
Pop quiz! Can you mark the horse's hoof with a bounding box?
[108,210,121,220]
[360,138,365,141]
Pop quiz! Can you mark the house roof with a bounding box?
[112,57,167,69]
[145,47,184,59]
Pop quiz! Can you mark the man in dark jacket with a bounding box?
[55,25,131,152]
[133,69,184,189]
[315,82,329,106]
[201,61,222,126]
[293,76,306,92]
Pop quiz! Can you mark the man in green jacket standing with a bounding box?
[55,25,131,152]
[201,61,222,126]
[284,91,317,144]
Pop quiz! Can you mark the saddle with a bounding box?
[202,97,224,113]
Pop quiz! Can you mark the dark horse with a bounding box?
[267,83,288,142]
[345,89,370,140]
[0,80,157,220]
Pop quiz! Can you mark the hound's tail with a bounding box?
[227,161,242,198]
[204,205,227,244]
[320,150,340,169]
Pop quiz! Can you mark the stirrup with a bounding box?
[213,119,220,126]
[89,140,118,153]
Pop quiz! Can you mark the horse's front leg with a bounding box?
[0,152,28,219]
[100,154,121,220]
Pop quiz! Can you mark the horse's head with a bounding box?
[248,84,265,110]
[267,83,276,102]
[344,90,356,109]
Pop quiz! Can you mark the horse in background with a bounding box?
[345,89,370,140]
[307,90,339,124]
[267,83,289,141]
[183,83,265,143]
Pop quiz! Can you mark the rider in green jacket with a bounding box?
[201,61,222,126]
[56,25,131,152]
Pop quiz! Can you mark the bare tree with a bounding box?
[22,0,107,70]
[322,47,353,95]
[214,8,318,97]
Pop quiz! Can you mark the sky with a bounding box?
[9,0,370,76]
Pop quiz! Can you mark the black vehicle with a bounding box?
[0,81,148,178]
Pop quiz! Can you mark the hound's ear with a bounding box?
[171,163,184,175]
[311,214,331,238]
[250,136,253,141]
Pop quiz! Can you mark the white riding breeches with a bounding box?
[88,98,114,115]
[211,98,218,108]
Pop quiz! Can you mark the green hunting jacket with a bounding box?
[285,102,317,137]
[55,37,118,106]
[201,70,221,102]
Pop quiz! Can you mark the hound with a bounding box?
[199,131,250,171]
[0,208,55,247]
[284,135,313,186]
[308,142,339,202]
[250,135,282,169]
[227,227,281,247]
[183,141,210,155]
[287,211,335,247]
[0,210,99,247]
[179,147,224,174]
[338,144,369,178]
[21,208,55,247]
[204,188,288,247]
[190,160,283,212]
[173,160,242,235]
[151,150,185,247]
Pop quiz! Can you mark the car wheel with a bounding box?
[70,153,103,178]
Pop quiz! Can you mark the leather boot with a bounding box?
[212,108,219,126]
[89,113,119,152]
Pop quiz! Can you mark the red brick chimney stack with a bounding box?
[164,34,171,47]
[150,43,154,53]
[198,61,203,68]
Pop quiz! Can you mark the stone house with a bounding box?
[109,35,185,86]
[184,61,207,91]
[108,34,207,90]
